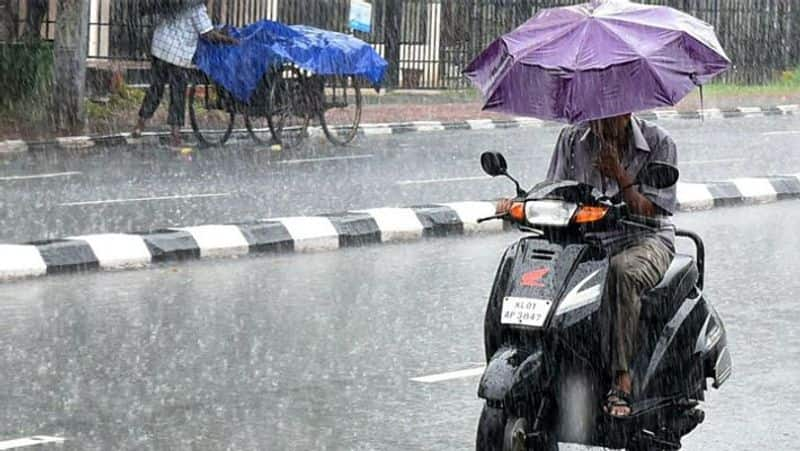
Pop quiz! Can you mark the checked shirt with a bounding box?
[151,4,214,68]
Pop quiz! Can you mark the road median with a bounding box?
[1,175,799,281]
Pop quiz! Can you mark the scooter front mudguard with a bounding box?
[478,346,546,410]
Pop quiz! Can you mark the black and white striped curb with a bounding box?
[1,174,799,281]
[2,104,797,154]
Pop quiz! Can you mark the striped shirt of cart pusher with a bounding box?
[132,3,238,147]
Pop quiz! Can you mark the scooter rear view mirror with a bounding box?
[481,152,508,177]
[480,151,526,197]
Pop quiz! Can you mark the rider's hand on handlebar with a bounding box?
[496,198,512,215]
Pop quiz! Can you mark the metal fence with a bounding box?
[8,0,800,87]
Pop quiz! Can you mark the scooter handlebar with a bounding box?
[478,213,508,223]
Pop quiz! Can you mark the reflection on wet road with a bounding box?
[0,201,799,449]
[1,115,799,243]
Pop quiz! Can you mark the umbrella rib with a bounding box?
[642,58,676,106]
[506,21,585,61]
[601,15,728,61]
[593,19,646,60]
[568,20,598,72]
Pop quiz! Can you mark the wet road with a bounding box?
[1,200,799,450]
[1,115,799,242]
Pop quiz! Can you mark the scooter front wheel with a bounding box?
[476,405,558,451]
[503,416,558,451]
[476,405,505,451]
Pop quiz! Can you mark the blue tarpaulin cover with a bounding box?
[194,20,388,103]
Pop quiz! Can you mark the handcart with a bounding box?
[187,65,363,148]
[188,20,383,148]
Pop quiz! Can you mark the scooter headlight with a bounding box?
[523,200,578,227]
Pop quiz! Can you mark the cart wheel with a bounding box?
[188,84,235,147]
[253,66,310,149]
[318,75,362,146]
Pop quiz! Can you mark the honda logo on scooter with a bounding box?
[521,268,550,287]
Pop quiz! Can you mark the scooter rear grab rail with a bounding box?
[675,229,705,290]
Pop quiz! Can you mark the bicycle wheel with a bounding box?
[188,83,235,147]
[256,66,310,148]
[242,71,274,145]
[317,75,363,146]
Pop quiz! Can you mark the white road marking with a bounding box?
[0,171,82,181]
[69,234,152,268]
[681,158,747,165]
[762,130,800,136]
[732,177,778,203]
[0,436,65,450]
[411,366,486,383]
[58,193,230,207]
[698,108,723,120]
[441,201,504,233]
[276,154,374,165]
[274,217,340,252]
[677,182,715,211]
[358,208,424,242]
[174,225,250,258]
[777,104,800,114]
[0,245,47,279]
[466,119,495,130]
[396,175,491,186]
[361,126,393,136]
[736,106,764,116]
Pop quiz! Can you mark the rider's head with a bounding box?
[590,113,632,146]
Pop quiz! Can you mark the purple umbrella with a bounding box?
[464,0,730,123]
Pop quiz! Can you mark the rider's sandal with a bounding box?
[603,389,634,419]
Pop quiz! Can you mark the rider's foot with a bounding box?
[604,389,632,417]
[604,371,633,417]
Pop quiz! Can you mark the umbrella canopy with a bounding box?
[464,0,730,123]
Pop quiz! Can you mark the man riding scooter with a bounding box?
[465,2,731,447]
[496,113,678,417]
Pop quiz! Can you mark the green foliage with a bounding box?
[781,65,800,85]
[0,40,54,110]
[700,65,800,97]
[86,85,145,121]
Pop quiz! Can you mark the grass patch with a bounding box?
[86,84,145,121]
[698,66,800,97]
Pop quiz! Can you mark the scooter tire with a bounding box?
[476,405,505,451]
[503,416,559,451]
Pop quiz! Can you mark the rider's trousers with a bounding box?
[599,236,674,378]
[139,57,189,127]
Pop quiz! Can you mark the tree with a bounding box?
[0,0,18,42]
[24,0,50,39]
[53,0,90,133]
[384,0,400,87]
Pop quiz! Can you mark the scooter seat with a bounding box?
[641,254,698,318]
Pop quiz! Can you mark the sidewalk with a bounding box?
[2,87,800,143]
[359,88,800,124]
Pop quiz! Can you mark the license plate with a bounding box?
[501,297,552,327]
